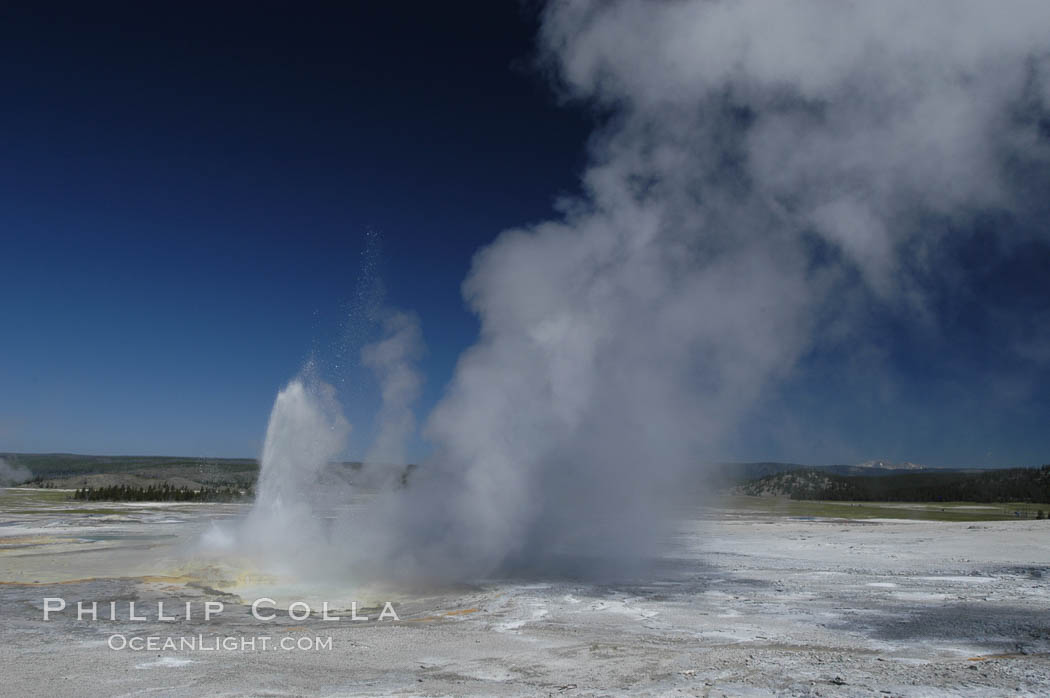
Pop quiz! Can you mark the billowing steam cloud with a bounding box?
[366,0,1050,581]
[0,457,32,486]
[231,0,1050,585]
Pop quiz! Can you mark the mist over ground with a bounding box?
[0,457,32,486]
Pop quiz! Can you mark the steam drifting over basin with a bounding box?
[218,0,1050,587]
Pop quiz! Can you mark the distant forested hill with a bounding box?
[738,465,1050,503]
[2,453,259,488]
[706,460,944,489]
[1,453,413,493]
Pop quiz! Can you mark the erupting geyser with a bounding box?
[242,375,351,571]
[202,311,424,583]
[198,370,359,582]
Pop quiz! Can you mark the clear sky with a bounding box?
[0,3,590,459]
[1,3,1048,467]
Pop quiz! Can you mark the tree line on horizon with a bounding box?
[72,484,252,502]
[740,465,1050,506]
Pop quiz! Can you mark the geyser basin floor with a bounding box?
[2,490,1050,696]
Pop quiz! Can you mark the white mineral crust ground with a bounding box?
[2,490,1049,696]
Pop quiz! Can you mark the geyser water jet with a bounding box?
[239,374,351,575]
[211,309,424,584]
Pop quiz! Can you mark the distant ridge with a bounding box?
[854,459,926,471]
[707,459,967,488]
[823,460,931,476]
[735,464,1050,503]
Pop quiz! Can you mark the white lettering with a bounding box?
[204,601,223,620]
[252,598,276,621]
[288,601,310,621]
[43,597,66,620]
[77,601,97,621]
[321,602,340,621]
[157,601,175,621]
[378,602,399,621]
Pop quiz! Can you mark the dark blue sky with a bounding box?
[0,3,591,458]
[1,3,1047,467]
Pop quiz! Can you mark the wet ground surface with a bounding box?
[2,488,1049,696]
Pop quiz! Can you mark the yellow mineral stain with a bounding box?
[444,607,479,616]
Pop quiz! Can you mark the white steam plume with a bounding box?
[0,457,32,486]
[363,0,1050,581]
[362,312,424,468]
